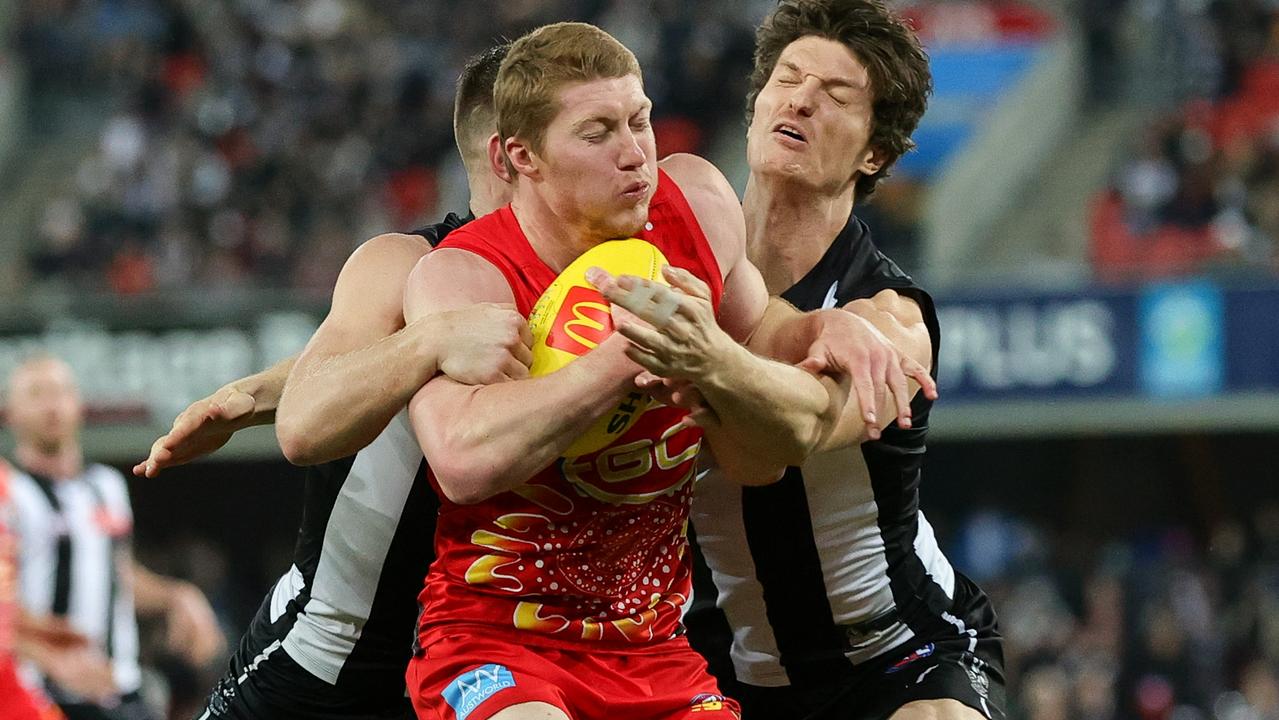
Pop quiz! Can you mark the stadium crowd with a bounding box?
[1093,0,1279,281]
[957,505,1279,720]
[14,0,768,296]
[9,2,1279,720]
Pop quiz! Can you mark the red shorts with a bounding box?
[407,632,740,720]
[0,658,49,720]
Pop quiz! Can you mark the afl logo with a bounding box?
[546,286,614,356]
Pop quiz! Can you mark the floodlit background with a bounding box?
[2,1,1278,718]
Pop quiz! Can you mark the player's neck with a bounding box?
[510,193,599,273]
[468,175,509,219]
[744,174,855,294]
[15,442,83,482]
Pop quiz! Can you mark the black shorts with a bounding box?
[195,595,414,720]
[726,575,1006,720]
[733,634,1005,720]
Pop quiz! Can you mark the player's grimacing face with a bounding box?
[537,75,657,238]
[747,36,878,192]
[6,360,84,448]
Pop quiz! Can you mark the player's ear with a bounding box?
[855,145,886,178]
[504,136,541,181]
[488,132,513,183]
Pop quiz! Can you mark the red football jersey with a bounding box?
[419,169,724,650]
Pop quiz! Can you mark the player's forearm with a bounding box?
[695,342,832,477]
[415,340,636,504]
[810,297,933,452]
[277,325,439,465]
[745,297,821,364]
[223,354,294,425]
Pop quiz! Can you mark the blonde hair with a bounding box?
[495,22,642,156]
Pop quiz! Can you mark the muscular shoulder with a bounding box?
[345,232,433,272]
[659,153,739,212]
[330,232,432,314]
[658,153,745,275]
[404,247,515,320]
[331,233,431,309]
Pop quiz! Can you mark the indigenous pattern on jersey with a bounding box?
[221,214,464,707]
[7,462,141,697]
[420,169,723,649]
[690,214,992,689]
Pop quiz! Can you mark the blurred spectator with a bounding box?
[10,0,766,296]
[969,507,1279,720]
[1092,1,1279,281]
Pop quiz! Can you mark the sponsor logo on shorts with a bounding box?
[689,693,729,712]
[207,675,237,716]
[443,664,516,720]
[961,653,992,700]
[885,642,935,674]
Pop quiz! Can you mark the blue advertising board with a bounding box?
[897,44,1043,177]
[934,280,1279,402]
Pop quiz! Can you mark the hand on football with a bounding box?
[586,265,734,384]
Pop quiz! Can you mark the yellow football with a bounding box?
[528,238,669,458]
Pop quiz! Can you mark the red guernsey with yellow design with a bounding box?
[418,169,724,650]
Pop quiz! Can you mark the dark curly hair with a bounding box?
[748,0,932,199]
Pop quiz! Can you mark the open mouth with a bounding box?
[773,123,807,143]
[621,181,650,198]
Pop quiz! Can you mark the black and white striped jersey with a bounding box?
[242,213,465,699]
[691,214,967,688]
[7,461,142,697]
[261,409,436,697]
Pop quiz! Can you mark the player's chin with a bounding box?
[601,203,650,238]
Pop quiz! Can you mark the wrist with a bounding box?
[812,307,843,338]
[408,314,447,380]
[699,339,753,392]
[593,334,645,386]
[225,378,260,402]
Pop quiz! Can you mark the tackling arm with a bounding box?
[276,233,530,465]
[134,354,293,477]
[803,289,935,452]
[595,154,837,483]
[405,249,642,505]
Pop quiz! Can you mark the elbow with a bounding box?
[429,457,501,506]
[277,415,322,466]
[716,450,786,486]
[434,478,491,506]
[420,428,505,505]
[278,433,320,467]
[735,466,787,486]
[777,416,822,466]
